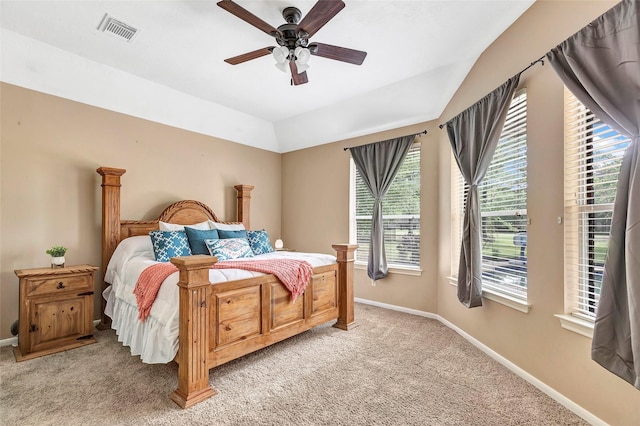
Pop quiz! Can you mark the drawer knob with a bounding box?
[56,281,65,289]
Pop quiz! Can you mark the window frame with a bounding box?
[559,87,631,336]
[450,89,530,311]
[349,142,422,274]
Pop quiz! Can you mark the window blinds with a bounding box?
[353,143,421,268]
[452,90,528,299]
[564,88,631,319]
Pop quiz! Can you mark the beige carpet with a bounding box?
[1,304,587,425]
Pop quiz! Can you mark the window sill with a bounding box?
[355,262,422,276]
[447,276,531,313]
[554,314,594,338]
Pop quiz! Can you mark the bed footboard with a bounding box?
[169,244,357,408]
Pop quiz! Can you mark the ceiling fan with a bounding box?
[217,0,367,85]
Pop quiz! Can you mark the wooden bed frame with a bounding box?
[96,167,357,408]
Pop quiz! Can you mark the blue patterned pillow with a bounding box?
[247,230,274,255]
[184,227,219,255]
[149,230,192,262]
[205,238,254,261]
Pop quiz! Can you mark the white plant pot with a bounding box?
[51,256,65,268]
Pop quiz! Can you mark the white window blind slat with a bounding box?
[563,87,631,320]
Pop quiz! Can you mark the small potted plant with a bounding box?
[46,245,67,269]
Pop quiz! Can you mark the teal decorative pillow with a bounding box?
[205,238,254,261]
[149,230,192,262]
[184,227,219,255]
[218,229,248,239]
[247,230,274,255]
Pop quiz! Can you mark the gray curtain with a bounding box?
[547,0,640,390]
[350,135,415,281]
[446,75,521,308]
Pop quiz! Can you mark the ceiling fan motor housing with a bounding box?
[276,7,308,49]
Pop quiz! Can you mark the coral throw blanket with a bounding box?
[133,262,179,322]
[134,259,314,322]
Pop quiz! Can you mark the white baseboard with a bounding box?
[355,297,439,320]
[0,319,103,348]
[354,297,606,426]
[0,336,17,348]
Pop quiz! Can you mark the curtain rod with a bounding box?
[343,130,427,151]
[438,56,545,129]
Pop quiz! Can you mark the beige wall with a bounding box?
[0,83,282,339]
[282,123,440,316]
[436,1,640,425]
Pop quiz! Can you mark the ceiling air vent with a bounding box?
[97,14,139,42]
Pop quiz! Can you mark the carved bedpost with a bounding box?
[169,255,218,408]
[332,244,358,330]
[96,167,126,330]
[234,185,254,229]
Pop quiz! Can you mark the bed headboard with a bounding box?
[96,166,253,328]
[118,200,220,241]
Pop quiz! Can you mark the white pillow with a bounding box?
[105,235,154,284]
[114,235,154,258]
[159,220,210,231]
[209,221,246,231]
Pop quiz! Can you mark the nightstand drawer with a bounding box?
[25,274,92,297]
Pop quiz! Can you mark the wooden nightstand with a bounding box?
[14,264,98,361]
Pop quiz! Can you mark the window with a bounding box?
[564,88,631,321]
[350,143,421,270]
[452,90,528,300]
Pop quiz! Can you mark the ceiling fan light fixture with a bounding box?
[295,62,310,73]
[294,46,311,64]
[272,45,290,64]
[275,61,289,73]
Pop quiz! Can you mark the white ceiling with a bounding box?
[0,0,534,153]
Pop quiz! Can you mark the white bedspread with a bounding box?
[103,235,336,363]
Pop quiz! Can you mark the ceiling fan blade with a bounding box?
[309,42,367,65]
[224,47,274,65]
[297,0,345,38]
[289,61,309,85]
[217,0,279,37]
